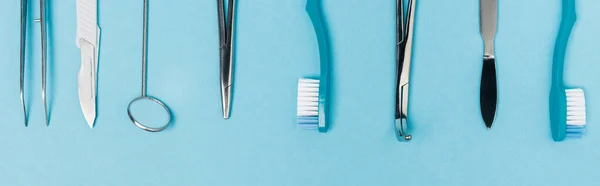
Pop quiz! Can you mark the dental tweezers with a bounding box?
[20,0,49,126]
[395,0,416,142]
[218,0,237,119]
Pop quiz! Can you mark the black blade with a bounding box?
[480,58,497,129]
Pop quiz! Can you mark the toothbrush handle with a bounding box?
[306,0,331,133]
[552,0,576,84]
[550,0,577,141]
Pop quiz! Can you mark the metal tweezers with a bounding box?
[395,0,416,142]
[217,0,236,119]
[20,0,49,126]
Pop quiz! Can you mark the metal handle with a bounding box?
[141,0,149,97]
[479,0,497,57]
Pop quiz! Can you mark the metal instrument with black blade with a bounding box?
[479,0,498,129]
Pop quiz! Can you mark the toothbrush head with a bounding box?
[565,88,587,138]
[297,78,320,130]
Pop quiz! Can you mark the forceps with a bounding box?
[20,0,49,126]
[127,0,173,132]
[395,0,416,142]
[218,0,236,119]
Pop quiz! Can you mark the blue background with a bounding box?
[1,0,599,185]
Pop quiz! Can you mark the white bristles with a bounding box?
[297,78,320,117]
[297,78,320,129]
[566,88,586,126]
[299,79,320,83]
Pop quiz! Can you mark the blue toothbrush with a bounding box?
[550,0,586,141]
[297,0,331,133]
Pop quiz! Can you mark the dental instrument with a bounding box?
[394,0,416,142]
[296,0,331,132]
[479,0,498,129]
[20,0,50,126]
[550,0,586,141]
[218,0,237,119]
[127,0,173,132]
[76,0,100,128]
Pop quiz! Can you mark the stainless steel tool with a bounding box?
[479,0,498,129]
[20,0,49,126]
[217,0,237,119]
[395,0,416,142]
[127,0,173,132]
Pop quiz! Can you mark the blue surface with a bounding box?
[1,0,600,185]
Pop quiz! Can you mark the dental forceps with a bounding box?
[217,0,236,119]
[395,0,416,142]
[127,0,173,132]
[20,0,49,126]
